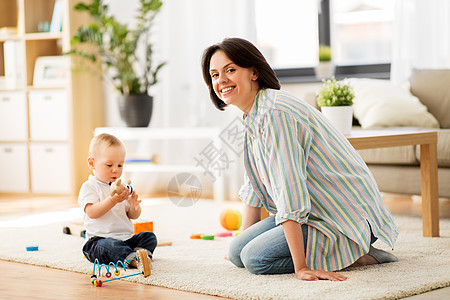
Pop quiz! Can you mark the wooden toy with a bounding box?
[109,178,133,196]
[201,235,215,240]
[220,209,242,231]
[63,222,86,238]
[157,242,173,247]
[26,245,39,251]
[90,249,151,287]
[190,234,203,239]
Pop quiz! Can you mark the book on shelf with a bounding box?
[3,40,24,89]
[125,158,154,164]
[0,27,17,37]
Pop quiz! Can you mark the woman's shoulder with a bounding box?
[261,88,304,108]
[260,88,293,99]
[260,88,312,117]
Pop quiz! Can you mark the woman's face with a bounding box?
[209,50,259,113]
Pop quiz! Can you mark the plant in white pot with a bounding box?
[317,77,355,135]
[314,45,335,79]
[67,0,165,127]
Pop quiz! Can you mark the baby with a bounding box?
[78,133,157,268]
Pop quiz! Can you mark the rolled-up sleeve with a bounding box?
[263,110,311,225]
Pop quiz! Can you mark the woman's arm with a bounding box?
[282,220,347,281]
[242,203,261,230]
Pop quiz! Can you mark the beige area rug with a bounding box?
[0,198,449,300]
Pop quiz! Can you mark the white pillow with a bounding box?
[349,78,439,129]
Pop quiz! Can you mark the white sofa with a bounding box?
[352,69,450,198]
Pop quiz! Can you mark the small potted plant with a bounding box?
[67,0,165,127]
[314,45,335,79]
[316,77,355,135]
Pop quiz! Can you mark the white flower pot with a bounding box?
[321,106,353,135]
[314,62,335,79]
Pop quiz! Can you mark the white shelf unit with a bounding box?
[0,0,104,195]
[94,127,226,202]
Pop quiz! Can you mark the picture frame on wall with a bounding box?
[33,56,68,88]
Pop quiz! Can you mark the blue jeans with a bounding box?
[229,216,379,275]
[82,231,157,265]
[228,215,308,275]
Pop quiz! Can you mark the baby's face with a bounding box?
[92,145,126,184]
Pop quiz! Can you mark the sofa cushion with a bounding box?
[409,69,450,128]
[415,129,450,167]
[358,146,418,165]
[349,78,440,129]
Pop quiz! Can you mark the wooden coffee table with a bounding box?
[347,129,439,237]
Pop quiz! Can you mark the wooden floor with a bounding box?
[0,193,449,299]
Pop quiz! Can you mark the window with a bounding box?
[253,0,394,81]
[254,0,318,69]
[332,0,394,65]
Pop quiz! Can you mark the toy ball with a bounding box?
[220,209,242,231]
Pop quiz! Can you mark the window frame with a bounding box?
[274,0,391,83]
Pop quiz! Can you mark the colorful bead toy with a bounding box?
[90,249,151,287]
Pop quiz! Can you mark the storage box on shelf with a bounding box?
[0,0,104,195]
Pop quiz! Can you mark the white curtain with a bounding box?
[156,0,256,128]
[391,0,450,84]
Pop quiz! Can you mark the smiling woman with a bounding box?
[208,52,259,112]
[201,38,281,111]
[201,37,399,282]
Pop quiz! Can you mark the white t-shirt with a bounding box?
[78,175,134,241]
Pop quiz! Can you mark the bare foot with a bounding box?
[128,260,138,268]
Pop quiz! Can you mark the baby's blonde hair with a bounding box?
[89,133,124,158]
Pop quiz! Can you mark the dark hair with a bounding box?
[201,37,281,110]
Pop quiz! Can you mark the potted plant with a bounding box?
[316,77,355,135]
[314,45,335,79]
[67,0,165,127]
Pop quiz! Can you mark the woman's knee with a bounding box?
[228,236,245,268]
[240,245,267,275]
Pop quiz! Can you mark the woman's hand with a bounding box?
[295,267,347,281]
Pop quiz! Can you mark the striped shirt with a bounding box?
[239,88,399,271]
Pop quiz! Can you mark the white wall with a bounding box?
[99,1,325,200]
[101,0,257,199]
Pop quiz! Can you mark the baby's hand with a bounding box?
[110,189,129,204]
[127,191,141,210]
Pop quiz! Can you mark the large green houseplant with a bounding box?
[317,77,355,135]
[67,0,165,127]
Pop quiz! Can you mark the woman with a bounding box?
[201,38,399,281]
